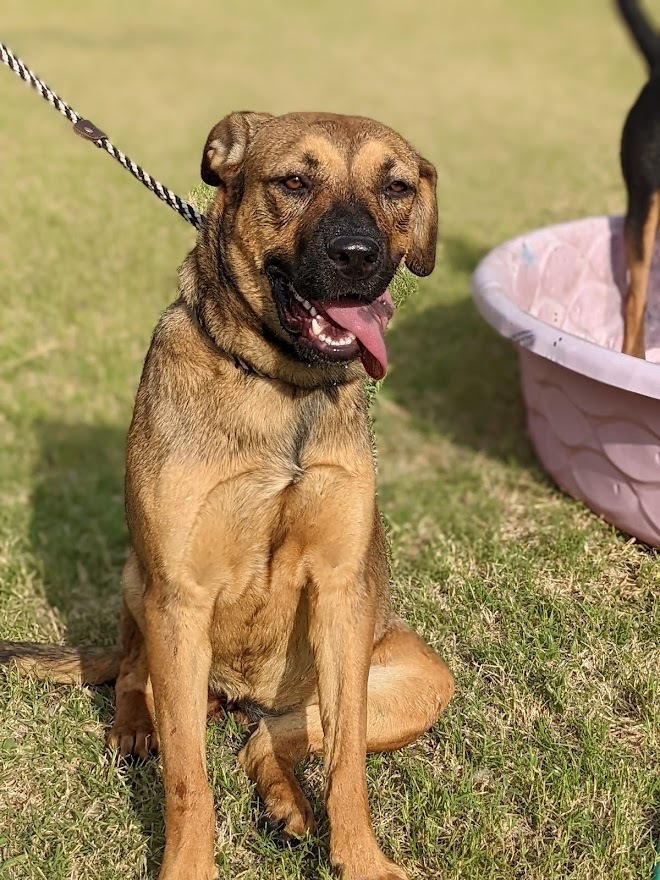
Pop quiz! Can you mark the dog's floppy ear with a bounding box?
[201,111,273,186]
[405,156,438,277]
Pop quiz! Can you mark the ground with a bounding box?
[0,1,658,878]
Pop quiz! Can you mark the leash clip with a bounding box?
[73,118,107,143]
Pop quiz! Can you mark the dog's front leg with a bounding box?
[144,580,217,880]
[309,576,406,880]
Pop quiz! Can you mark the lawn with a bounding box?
[0,1,658,878]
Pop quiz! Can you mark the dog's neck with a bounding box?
[231,353,268,380]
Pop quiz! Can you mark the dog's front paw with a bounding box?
[337,852,408,880]
[157,848,218,880]
[158,862,218,880]
[341,867,407,880]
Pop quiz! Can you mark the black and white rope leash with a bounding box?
[0,41,205,230]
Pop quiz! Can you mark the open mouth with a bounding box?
[267,268,395,380]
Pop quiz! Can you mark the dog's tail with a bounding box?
[616,0,660,71]
[0,641,121,685]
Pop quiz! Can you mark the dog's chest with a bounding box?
[190,440,374,707]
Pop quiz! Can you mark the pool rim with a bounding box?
[471,214,660,402]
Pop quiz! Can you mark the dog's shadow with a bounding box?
[29,422,127,645]
[28,420,170,875]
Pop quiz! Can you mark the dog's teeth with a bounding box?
[309,306,318,317]
[303,300,311,310]
[310,317,356,346]
[293,291,304,303]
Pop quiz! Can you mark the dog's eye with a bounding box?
[281,175,307,192]
[385,180,410,196]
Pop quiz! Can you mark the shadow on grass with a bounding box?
[29,421,127,643]
[385,234,535,467]
[28,420,171,876]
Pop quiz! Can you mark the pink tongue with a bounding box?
[322,291,394,380]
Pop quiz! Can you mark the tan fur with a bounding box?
[623,190,659,358]
[1,112,453,880]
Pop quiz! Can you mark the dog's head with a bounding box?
[199,111,437,381]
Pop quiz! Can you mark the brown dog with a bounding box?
[1,112,454,880]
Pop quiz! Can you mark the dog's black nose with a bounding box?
[327,235,380,280]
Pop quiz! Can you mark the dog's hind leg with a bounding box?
[106,602,157,759]
[238,709,317,838]
[363,620,454,754]
[106,553,158,760]
[623,189,659,358]
[239,622,453,875]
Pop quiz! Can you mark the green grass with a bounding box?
[0,1,658,878]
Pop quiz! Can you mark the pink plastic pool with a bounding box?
[472,215,660,547]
